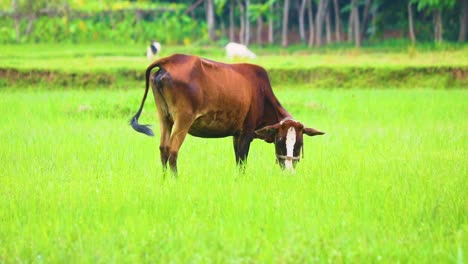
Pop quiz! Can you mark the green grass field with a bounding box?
[1,43,467,73]
[0,87,466,263]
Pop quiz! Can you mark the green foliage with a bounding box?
[214,0,228,15]
[69,1,186,13]
[0,18,15,42]
[249,0,276,21]
[0,0,466,44]
[0,1,204,44]
[416,0,456,11]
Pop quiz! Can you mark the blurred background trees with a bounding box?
[0,0,466,46]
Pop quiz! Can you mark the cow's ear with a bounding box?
[255,124,280,143]
[303,127,325,136]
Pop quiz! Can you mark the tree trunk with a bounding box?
[333,0,341,42]
[205,0,216,41]
[63,1,70,36]
[360,0,371,42]
[229,0,235,41]
[282,0,290,47]
[459,0,468,42]
[134,10,142,42]
[299,0,307,43]
[348,0,355,43]
[434,9,443,42]
[238,0,245,44]
[308,0,315,47]
[245,0,250,45]
[352,0,361,47]
[315,0,329,46]
[408,1,416,44]
[257,15,263,45]
[24,13,36,39]
[315,0,323,46]
[14,17,21,43]
[108,4,115,30]
[325,7,332,44]
[268,4,274,44]
[12,0,21,43]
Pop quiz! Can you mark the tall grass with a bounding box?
[0,87,466,263]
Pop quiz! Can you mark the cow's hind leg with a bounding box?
[158,117,173,173]
[152,70,176,175]
[166,116,195,176]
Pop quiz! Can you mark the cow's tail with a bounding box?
[129,61,161,136]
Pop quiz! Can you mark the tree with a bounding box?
[245,0,251,45]
[250,1,274,45]
[416,0,456,42]
[307,0,315,46]
[315,0,329,46]
[348,1,354,43]
[237,0,245,43]
[281,0,290,47]
[268,3,274,44]
[214,0,229,41]
[333,0,342,42]
[347,0,361,47]
[325,5,332,43]
[257,13,263,44]
[408,1,416,44]
[434,8,443,42]
[458,0,467,42]
[360,0,372,42]
[205,0,216,41]
[229,0,235,41]
[299,0,307,43]
[11,0,43,42]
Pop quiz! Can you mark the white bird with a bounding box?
[146,41,161,60]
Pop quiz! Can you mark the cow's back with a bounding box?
[151,54,269,137]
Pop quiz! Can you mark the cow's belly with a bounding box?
[189,110,244,138]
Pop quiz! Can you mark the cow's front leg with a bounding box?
[233,134,254,169]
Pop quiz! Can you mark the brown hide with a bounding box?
[151,54,290,137]
[130,54,323,174]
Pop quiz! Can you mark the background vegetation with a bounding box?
[0,0,466,46]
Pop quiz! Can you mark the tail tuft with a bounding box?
[130,61,162,137]
[130,113,154,136]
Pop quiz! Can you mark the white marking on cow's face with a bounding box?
[285,127,296,170]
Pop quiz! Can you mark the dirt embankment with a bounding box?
[0,67,467,89]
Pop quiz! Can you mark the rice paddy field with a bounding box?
[0,86,466,263]
[0,43,467,263]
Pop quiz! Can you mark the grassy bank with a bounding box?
[0,87,466,263]
[0,43,467,89]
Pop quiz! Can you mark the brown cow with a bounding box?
[131,54,324,174]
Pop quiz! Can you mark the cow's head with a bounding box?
[255,117,324,171]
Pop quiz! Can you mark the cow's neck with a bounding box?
[262,101,291,127]
[275,107,291,123]
[260,89,292,128]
